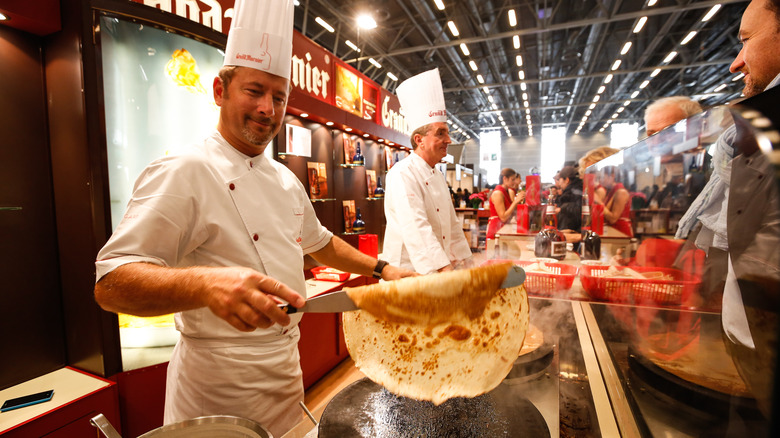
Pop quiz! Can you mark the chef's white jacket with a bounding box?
[95,131,332,436]
[383,152,471,274]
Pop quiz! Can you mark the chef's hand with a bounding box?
[205,267,305,332]
[381,264,418,280]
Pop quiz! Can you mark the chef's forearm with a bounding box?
[94,262,211,316]
[309,237,379,278]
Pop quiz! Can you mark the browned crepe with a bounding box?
[343,263,529,405]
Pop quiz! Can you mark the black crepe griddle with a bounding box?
[505,341,555,383]
[627,345,760,417]
[318,377,550,438]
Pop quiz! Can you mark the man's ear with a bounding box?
[213,77,224,107]
[412,133,423,148]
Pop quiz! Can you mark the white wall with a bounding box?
[461,132,611,183]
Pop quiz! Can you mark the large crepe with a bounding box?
[343,262,529,405]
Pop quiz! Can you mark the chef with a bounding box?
[383,69,472,274]
[93,0,413,436]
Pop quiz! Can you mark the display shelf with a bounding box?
[310,198,337,203]
[340,232,365,235]
[339,163,364,168]
[364,197,384,201]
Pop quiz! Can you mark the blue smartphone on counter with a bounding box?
[1,390,54,412]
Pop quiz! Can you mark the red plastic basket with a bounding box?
[579,265,701,305]
[311,266,350,282]
[483,259,578,296]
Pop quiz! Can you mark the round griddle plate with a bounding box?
[505,341,555,382]
[627,345,759,417]
[318,378,549,438]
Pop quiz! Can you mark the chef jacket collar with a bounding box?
[210,131,271,174]
[411,150,438,174]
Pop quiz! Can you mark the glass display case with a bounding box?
[286,94,780,437]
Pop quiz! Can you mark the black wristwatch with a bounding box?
[372,259,389,279]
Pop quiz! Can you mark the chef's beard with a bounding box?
[242,119,277,146]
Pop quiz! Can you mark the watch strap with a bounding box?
[372,259,389,279]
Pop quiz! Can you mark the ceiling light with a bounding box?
[368,58,382,68]
[498,115,504,121]
[592,95,600,102]
[345,40,361,52]
[524,101,529,108]
[378,139,384,143]
[604,74,613,84]
[732,72,745,81]
[633,16,647,33]
[663,51,677,63]
[525,109,530,114]
[513,35,521,49]
[522,93,528,100]
[433,0,445,10]
[357,14,377,29]
[0,12,8,21]
[447,21,460,36]
[582,116,588,122]
[702,4,721,22]
[300,113,309,118]
[460,43,470,56]
[714,83,727,92]
[611,113,619,119]
[597,85,606,94]
[520,82,527,91]
[508,9,517,27]
[611,59,622,70]
[387,72,398,81]
[639,80,650,89]
[650,68,661,77]
[631,90,640,98]
[326,121,334,126]
[476,74,484,84]
[681,31,697,45]
[648,0,658,6]
[518,70,525,80]
[492,103,498,109]
[617,107,624,113]
[469,60,478,71]
[599,128,605,132]
[315,17,335,33]
[516,55,523,66]
[585,110,592,116]
[624,100,630,106]
[345,127,353,132]
[589,103,596,110]
[487,95,494,103]
[621,42,632,55]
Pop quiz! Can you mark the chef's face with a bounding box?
[414,122,451,167]
[214,67,289,156]
[730,0,780,98]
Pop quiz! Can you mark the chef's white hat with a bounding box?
[396,68,448,133]
[223,0,294,80]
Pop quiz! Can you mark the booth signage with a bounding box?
[131,0,408,136]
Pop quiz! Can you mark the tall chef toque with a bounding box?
[223,0,294,80]
[396,68,448,133]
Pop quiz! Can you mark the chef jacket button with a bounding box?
[443,236,446,239]
[436,208,439,212]
[250,162,254,168]
[736,209,742,215]
[229,183,236,190]
[426,182,428,185]
[758,174,763,180]
[253,234,259,241]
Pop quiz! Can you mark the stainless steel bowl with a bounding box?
[92,414,273,438]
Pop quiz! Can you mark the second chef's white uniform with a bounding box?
[383,151,472,274]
